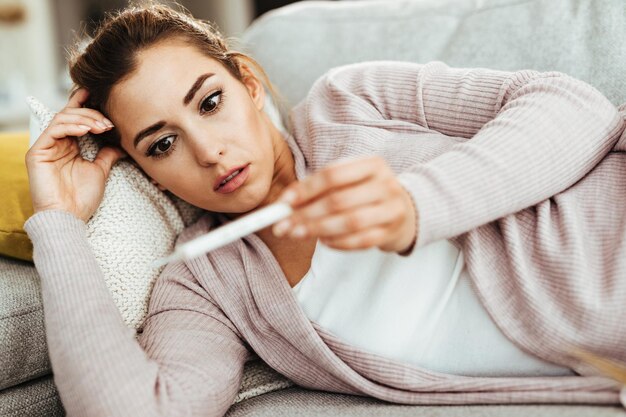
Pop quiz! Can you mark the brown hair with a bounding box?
[68,0,280,150]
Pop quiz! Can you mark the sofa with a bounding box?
[1,0,625,415]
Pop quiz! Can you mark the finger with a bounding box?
[30,124,91,151]
[67,88,89,108]
[289,202,401,239]
[314,202,401,237]
[62,107,114,126]
[278,156,385,206]
[51,113,113,133]
[320,225,389,251]
[290,178,389,222]
[93,146,127,176]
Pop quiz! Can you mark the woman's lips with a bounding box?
[215,164,249,194]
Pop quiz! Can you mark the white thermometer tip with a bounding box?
[150,254,177,269]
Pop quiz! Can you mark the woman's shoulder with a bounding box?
[147,212,219,288]
[152,217,217,304]
[315,60,433,81]
[293,60,445,116]
[305,60,442,93]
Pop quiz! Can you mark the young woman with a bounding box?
[23,3,626,416]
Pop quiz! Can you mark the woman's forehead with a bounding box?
[107,43,227,121]
[133,41,226,83]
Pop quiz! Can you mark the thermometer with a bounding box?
[151,202,293,268]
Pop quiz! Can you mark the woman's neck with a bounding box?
[265,132,298,206]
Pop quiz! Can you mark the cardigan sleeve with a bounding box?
[23,209,251,417]
[295,61,625,251]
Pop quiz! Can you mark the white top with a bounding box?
[292,239,574,377]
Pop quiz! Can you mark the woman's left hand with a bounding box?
[272,155,418,253]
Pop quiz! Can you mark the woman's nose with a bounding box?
[187,134,225,165]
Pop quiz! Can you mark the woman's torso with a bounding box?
[278,236,574,377]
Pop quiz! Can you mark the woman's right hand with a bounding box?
[25,89,127,223]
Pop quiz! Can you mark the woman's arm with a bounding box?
[290,61,625,251]
[24,210,251,417]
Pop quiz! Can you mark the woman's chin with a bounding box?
[241,198,270,215]
[222,193,269,218]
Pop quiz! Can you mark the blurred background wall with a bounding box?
[0,0,313,132]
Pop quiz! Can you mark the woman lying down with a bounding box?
[23,2,626,416]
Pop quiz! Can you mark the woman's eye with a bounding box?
[200,91,222,114]
[146,135,176,159]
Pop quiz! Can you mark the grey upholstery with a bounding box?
[225,387,625,417]
[0,376,63,417]
[241,0,626,109]
[0,257,50,390]
[2,0,625,415]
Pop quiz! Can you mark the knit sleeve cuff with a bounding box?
[23,209,88,247]
[396,172,433,255]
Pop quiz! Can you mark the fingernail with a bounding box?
[95,121,107,129]
[280,190,297,205]
[290,224,307,238]
[273,220,291,237]
[78,125,90,130]
[103,119,114,127]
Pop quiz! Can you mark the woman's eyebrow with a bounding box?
[134,121,166,149]
[183,73,215,106]
[133,73,215,149]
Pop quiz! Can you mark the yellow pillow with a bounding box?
[0,131,34,262]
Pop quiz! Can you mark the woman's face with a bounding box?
[107,38,285,216]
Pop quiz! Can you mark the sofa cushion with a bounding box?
[0,132,34,262]
[0,375,63,417]
[0,256,49,390]
[225,387,626,417]
[241,0,626,109]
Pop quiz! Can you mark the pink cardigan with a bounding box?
[24,61,626,416]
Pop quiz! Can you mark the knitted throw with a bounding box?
[27,96,205,331]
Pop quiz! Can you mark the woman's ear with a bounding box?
[240,64,265,111]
